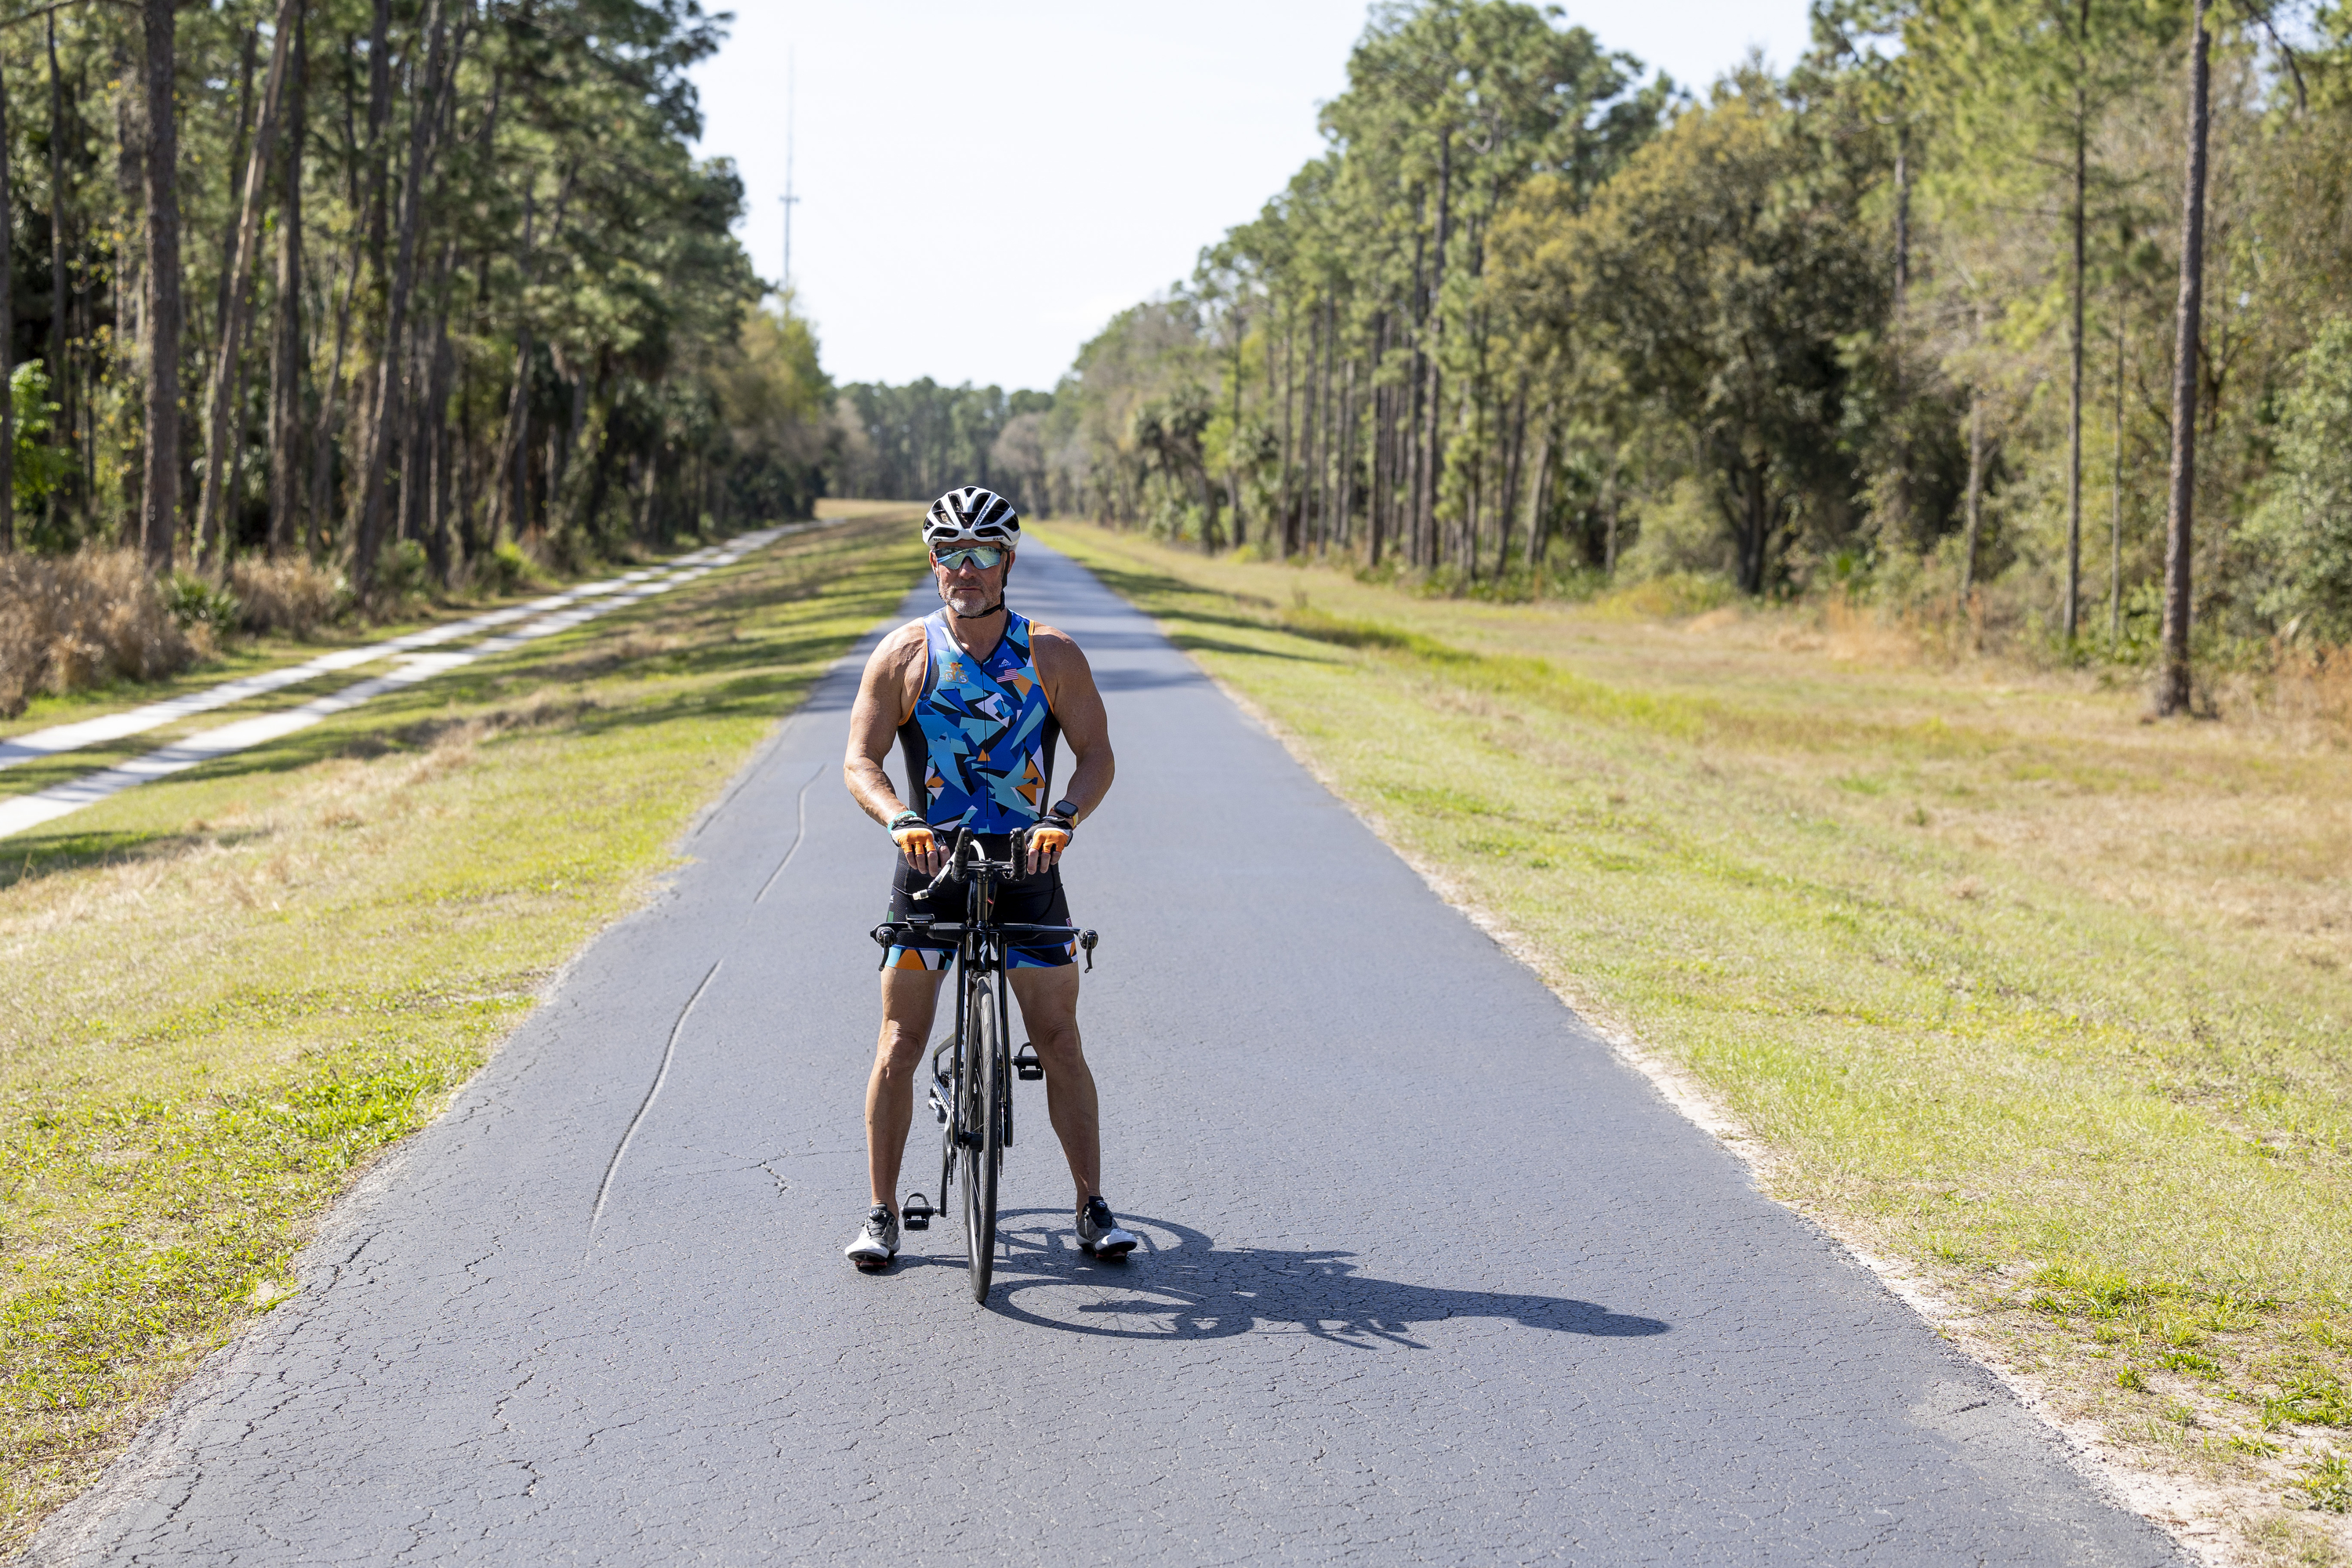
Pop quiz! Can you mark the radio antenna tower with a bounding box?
[780,49,800,303]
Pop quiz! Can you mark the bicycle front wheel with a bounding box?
[960,971,1003,1302]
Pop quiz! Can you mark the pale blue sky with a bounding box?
[691,2,1815,390]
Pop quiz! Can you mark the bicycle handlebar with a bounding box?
[910,820,1055,902]
[895,815,1101,968]
[871,921,1101,971]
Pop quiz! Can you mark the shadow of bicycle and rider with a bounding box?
[905,1210,1672,1345]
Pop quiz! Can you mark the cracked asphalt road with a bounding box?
[21,543,2183,1566]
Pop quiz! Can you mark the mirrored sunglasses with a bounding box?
[934,546,1006,572]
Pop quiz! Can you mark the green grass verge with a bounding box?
[1039,521,2352,1562]
[0,514,924,1551]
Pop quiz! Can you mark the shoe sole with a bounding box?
[1080,1240,1135,1259]
[848,1252,896,1271]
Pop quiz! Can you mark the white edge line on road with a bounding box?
[0,525,808,843]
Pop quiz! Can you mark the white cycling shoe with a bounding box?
[845,1205,899,1270]
[1076,1196,1138,1258]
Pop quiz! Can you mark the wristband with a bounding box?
[887,810,924,831]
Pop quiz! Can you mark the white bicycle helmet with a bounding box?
[924,486,1021,551]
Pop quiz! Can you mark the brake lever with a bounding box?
[912,826,972,902]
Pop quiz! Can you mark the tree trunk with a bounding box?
[1368,312,1389,567]
[212,26,258,355]
[420,274,456,580]
[362,0,390,265]
[1524,417,1553,572]
[1316,294,1336,549]
[1277,312,1295,555]
[1405,209,1427,568]
[0,59,15,551]
[1739,459,1770,595]
[456,370,480,564]
[336,0,391,564]
[2110,301,2125,640]
[1225,314,1246,550]
[486,182,543,544]
[1893,125,1910,311]
[2065,31,2088,643]
[1304,301,1322,550]
[1494,376,1526,580]
[45,16,70,540]
[198,0,304,569]
[1336,354,1357,548]
[352,0,451,595]
[307,252,360,550]
[488,335,532,542]
[1961,386,1985,608]
[1597,458,1616,576]
[1417,136,1452,571]
[268,6,307,557]
[140,0,182,574]
[1294,307,1314,554]
[2155,0,2209,717]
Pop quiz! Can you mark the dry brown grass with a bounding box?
[227,556,345,637]
[1822,597,1923,665]
[814,497,927,523]
[0,551,196,717]
[2230,646,2352,746]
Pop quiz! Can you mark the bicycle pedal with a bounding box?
[927,1085,949,1125]
[900,1192,932,1231]
[1014,1042,1044,1081]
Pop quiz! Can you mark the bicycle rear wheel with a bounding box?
[960,971,1003,1302]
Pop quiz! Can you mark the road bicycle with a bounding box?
[872,823,1096,1304]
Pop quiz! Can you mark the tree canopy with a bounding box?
[1037,0,2352,666]
[0,0,834,594]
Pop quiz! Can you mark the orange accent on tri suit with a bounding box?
[897,610,1061,834]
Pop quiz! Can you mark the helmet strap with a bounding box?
[938,586,1007,620]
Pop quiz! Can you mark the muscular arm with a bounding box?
[844,624,946,873]
[1030,624,1114,823]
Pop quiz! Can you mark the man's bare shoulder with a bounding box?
[867,619,931,666]
[1027,622,1090,670]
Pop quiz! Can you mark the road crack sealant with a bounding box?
[754,763,826,902]
[584,959,721,1252]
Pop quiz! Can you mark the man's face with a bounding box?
[932,546,1010,619]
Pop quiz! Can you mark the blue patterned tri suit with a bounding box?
[882,608,1076,972]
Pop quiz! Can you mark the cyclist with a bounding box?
[840,485,1138,1272]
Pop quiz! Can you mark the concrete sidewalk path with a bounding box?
[21,541,2181,1566]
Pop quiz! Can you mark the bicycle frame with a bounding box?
[871,826,1098,1303]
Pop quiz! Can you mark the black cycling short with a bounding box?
[880,837,1075,972]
